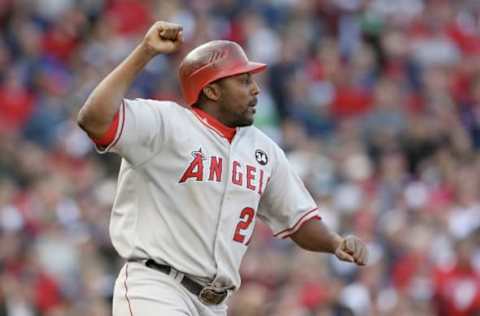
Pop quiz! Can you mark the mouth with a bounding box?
[248,98,257,113]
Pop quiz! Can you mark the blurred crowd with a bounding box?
[1,0,480,315]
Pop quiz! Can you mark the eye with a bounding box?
[242,75,252,85]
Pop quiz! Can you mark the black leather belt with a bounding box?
[144,259,229,305]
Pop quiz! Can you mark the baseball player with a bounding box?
[77,21,368,316]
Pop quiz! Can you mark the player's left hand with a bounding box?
[334,235,368,266]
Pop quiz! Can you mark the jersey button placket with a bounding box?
[210,132,239,287]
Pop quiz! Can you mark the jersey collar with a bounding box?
[191,108,236,143]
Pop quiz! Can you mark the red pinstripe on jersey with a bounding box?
[274,208,321,239]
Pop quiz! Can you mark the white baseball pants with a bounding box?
[112,261,228,316]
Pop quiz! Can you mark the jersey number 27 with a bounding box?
[233,207,255,245]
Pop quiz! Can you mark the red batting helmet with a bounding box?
[178,40,267,106]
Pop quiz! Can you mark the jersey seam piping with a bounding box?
[124,263,134,316]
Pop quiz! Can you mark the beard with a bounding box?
[232,110,255,127]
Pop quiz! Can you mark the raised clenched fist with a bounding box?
[335,235,368,266]
[142,21,183,56]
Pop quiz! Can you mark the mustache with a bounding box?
[248,98,257,107]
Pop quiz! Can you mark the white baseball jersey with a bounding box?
[96,98,321,289]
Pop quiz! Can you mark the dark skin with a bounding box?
[292,221,368,265]
[195,72,259,128]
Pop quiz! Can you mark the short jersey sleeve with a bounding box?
[257,147,321,239]
[96,98,173,166]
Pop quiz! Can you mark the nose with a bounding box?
[251,79,260,96]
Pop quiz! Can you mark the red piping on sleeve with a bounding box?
[274,207,321,239]
[110,102,126,149]
[93,110,120,147]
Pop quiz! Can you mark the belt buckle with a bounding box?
[198,285,227,305]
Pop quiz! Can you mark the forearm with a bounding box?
[77,44,155,139]
[290,219,368,265]
[290,220,343,253]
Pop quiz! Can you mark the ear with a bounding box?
[202,83,221,101]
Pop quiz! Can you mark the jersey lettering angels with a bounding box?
[96,98,321,289]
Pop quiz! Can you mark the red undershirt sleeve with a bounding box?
[92,110,120,147]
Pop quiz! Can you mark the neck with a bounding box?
[191,105,237,143]
[195,101,234,128]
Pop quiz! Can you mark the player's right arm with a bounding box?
[76,21,183,140]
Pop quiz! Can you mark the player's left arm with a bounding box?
[290,220,368,266]
[257,145,368,266]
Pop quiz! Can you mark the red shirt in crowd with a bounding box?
[434,263,480,316]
